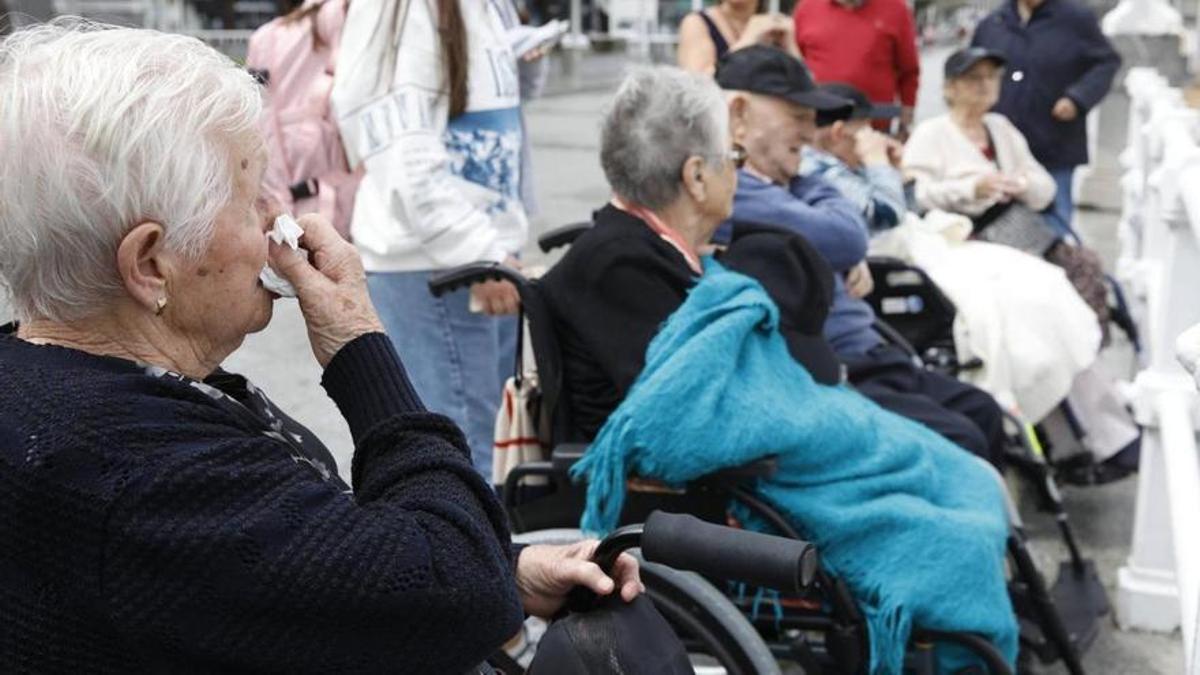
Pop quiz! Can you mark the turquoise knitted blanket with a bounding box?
[572,259,1017,673]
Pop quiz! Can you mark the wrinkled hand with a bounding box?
[268,214,384,368]
[845,261,874,299]
[470,256,522,315]
[1052,97,1078,122]
[974,172,1012,201]
[854,126,892,167]
[516,540,644,618]
[999,174,1029,198]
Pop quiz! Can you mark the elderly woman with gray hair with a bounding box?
[0,21,640,672]
[540,66,743,438]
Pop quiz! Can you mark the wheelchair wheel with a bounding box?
[512,529,783,675]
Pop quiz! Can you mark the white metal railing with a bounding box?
[1114,66,1200,674]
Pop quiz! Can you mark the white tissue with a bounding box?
[260,214,305,298]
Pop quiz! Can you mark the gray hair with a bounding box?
[600,66,729,210]
[0,19,262,322]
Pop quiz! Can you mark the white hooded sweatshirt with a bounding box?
[332,0,529,271]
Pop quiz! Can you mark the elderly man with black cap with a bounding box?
[717,46,1007,468]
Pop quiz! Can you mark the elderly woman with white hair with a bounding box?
[0,21,639,672]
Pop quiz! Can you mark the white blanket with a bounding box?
[871,211,1100,422]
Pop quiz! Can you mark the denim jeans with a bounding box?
[1043,167,1078,241]
[366,270,517,476]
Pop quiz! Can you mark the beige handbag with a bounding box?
[491,323,549,487]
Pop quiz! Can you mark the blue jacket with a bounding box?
[725,170,882,355]
[971,0,1120,169]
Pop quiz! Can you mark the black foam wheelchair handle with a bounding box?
[537,221,592,253]
[426,262,525,297]
[640,511,819,594]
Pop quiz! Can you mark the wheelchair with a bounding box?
[863,255,1135,488]
[488,509,819,674]
[430,223,1099,674]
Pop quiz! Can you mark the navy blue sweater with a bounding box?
[972,0,1120,169]
[0,330,523,673]
[727,170,883,356]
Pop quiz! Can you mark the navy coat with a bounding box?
[971,0,1120,169]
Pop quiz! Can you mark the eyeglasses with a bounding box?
[729,144,748,169]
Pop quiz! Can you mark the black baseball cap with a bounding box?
[720,221,843,386]
[716,46,854,118]
[943,47,1007,79]
[815,82,902,127]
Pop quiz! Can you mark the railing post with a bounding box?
[1116,67,1200,672]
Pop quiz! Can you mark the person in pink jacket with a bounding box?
[246,0,362,239]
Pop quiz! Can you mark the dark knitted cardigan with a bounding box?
[0,330,523,673]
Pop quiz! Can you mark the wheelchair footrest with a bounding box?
[1050,559,1108,644]
[1015,559,1108,664]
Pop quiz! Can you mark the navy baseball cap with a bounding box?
[814,82,901,127]
[944,47,1007,79]
[716,46,854,118]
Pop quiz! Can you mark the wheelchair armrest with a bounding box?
[551,444,776,484]
[697,457,777,484]
[537,222,592,253]
[427,262,524,298]
[550,442,590,474]
[872,319,921,361]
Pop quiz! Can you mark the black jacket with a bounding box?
[972,0,1120,169]
[540,205,697,440]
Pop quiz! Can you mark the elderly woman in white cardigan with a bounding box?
[902,48,1057,235]
[902,47,1112,338]
[900,46,1141,483]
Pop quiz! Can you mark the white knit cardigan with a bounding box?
[901,112,1057,217]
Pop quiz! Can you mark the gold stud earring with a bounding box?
[155,296,168,316]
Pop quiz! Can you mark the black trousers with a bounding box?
[842,344,1006,469]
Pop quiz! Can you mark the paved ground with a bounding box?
[0,46,1184,673]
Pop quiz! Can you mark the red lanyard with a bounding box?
[611,198,704,275]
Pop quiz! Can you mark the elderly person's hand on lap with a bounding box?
[0,21,637,673]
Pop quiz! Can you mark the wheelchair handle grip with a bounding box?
[640,511,818,593]
[537,221,592,253]
[427,262,524,297]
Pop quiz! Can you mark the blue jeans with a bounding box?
[366,271,517,475]
[1043,167,1078,241]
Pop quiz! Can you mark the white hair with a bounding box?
[600,66,729,211]
[0,19,262,322]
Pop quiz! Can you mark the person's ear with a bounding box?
[727,95,750,144]
[830,120,847,143]
[680,155,709,204]
[116,221,174,314]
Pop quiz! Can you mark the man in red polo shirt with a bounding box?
[793,0,920,137]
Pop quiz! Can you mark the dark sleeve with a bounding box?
[1063,11,1121,113]
[321,332,426,443]
[573,240,692,396]
[101,335,522,673]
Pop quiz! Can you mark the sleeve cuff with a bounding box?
[321,332,427,444]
